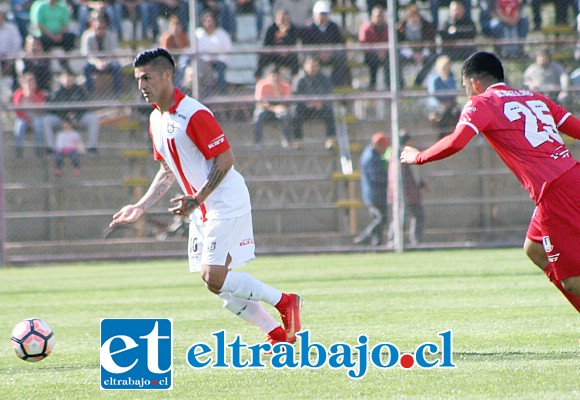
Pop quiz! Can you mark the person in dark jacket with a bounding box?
[354,132,389,246]
[255,9,300,79]
[300,1,351,87]
[439,0,478,60]
[389,132,429,245]
[293,56,336,150]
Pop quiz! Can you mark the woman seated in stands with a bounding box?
[255,9,300,80]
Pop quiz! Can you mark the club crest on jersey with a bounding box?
[207,241,216,251]
[167,122,175,133]
[542,236,554,252]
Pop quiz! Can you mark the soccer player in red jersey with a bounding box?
[401,51,580,313]
[110,48,301,345]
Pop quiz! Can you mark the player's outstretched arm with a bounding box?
[169,149,235,216]
[401,124,476,166]
[110,161,176,227]
[559,114,580,140]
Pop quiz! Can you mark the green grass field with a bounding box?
[0,249,578,399]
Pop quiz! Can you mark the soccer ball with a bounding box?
[11,318,55,362]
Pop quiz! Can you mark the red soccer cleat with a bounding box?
[276,293,302,343]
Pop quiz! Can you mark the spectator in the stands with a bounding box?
[293,56,336,150]
[255,9,300,79]
[19,35,53,93]
[358,5,397,91]
[479,0,528,58]
[160,14,190,88]
[12,72,47,158]
[196,10,232,94]
[114,0,142,41]
[523,47,571,108]
[0,6,23,91]
[80,12,123,98]
[53,117,84,176]
[429,0,471,29]
[139,0,189,42]
[253,66,294,149]
[233,0,266,40]
[365,0,385,17]
[272,0,314,27]
[301,1,351,87]
[75,0,124,40]
[44,70,101,154]
[396,2,437,87]
[30,0,76,72]
[197,0,236,39]
[427,55,458,111]
[529,0,577,31]
[439,0,477,61]
[10,0,33,42]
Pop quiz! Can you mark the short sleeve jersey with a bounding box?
[32,1,71,35]
[149,88,251,220]
[458,83,578,202]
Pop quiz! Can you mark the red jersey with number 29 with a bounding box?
[457,83,578,202]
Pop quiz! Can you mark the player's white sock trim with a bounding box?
[218,293,280,334]
[220,271,282,306]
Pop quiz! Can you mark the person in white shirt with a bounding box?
[53,118,84,176]
[195,10,232,93]
[110,48,302,347]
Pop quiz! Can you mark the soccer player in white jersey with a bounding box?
[110,48,302,345]
[401,52,580,314]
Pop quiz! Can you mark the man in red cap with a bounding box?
[354,132,390,246]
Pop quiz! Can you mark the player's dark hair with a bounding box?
[461,51,504,82]
[134,48,175,75]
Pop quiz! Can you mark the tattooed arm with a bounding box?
[169,149,235,216]
[110,160,176,227]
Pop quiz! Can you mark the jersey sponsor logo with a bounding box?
[185,330,456,378]
[542,236,554,252]
[239,238,254,246]
[176,113,187,121]
[208,134,225,149]
[548,253,560,263]
[100,319,173,390]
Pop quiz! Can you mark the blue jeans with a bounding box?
[14,116,44,151]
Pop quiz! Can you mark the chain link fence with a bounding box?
[1,0,579,263]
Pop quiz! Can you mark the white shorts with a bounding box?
[188,211,256,272]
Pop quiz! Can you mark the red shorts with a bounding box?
[526,164,580,281]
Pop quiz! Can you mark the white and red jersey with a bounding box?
[417,83,580,203]
[149,88,251,220]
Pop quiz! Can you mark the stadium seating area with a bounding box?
[1,1,580,262]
